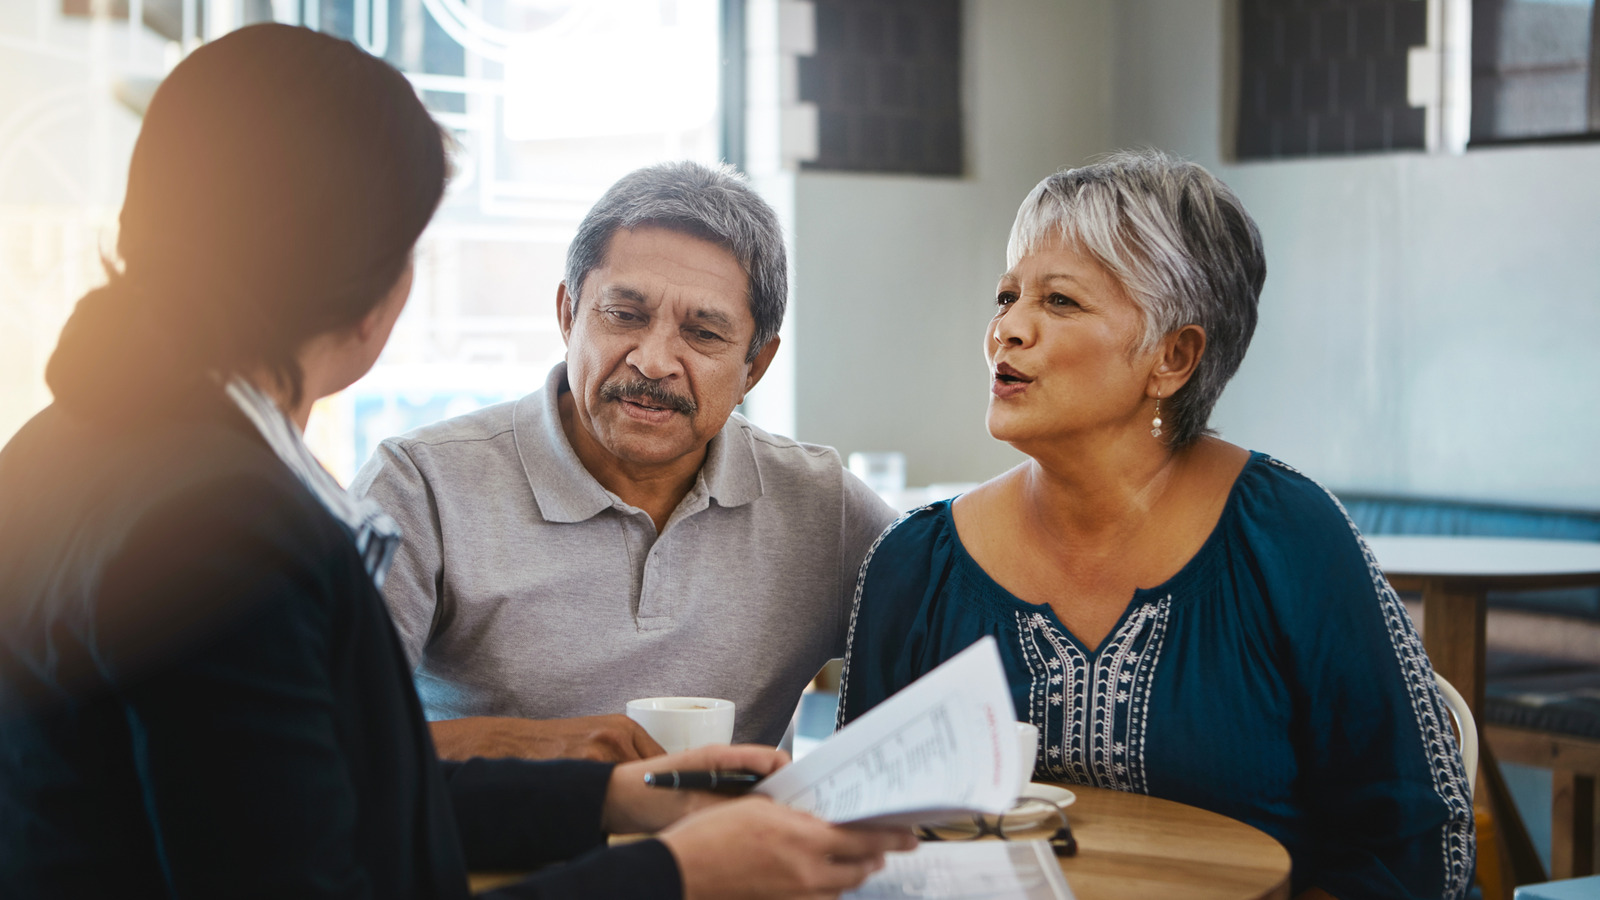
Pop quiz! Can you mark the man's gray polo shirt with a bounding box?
[351,363,897,746]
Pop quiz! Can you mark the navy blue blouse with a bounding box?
[838,453,1474,900]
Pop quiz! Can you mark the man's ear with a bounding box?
[1148,324,1206,398]
[556,282,575,345]
[741,336,781,399]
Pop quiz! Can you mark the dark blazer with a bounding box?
[0,388,678,899]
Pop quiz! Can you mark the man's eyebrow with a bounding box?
[593,287,737,330]
[599,285,650,304]
[690,308,735,330]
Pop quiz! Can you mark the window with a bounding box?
[1234,0,1600,159]
[1471,0,1599,143]
[1235,0,1429,159]
[321,1,727,481]
[797,0,962,176]
[2,1,730,482]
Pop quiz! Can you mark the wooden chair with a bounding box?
[1438,673,1478,800]
[1437,672,1509,897]
[1487,724,1599,880]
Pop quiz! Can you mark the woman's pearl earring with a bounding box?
[1151,397,1163,439]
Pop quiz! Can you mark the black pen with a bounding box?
[643,769,763,795]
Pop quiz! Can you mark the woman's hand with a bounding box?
[660,799,917,900]
[602,744,916,898]
[601,743,789,835]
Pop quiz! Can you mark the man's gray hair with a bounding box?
[564,161,787,361]
[1007,149,1266,448]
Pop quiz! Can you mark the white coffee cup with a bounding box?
[625,697,736,754]
[1014,721,1039,796]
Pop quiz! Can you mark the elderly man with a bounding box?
[352,161,895,761]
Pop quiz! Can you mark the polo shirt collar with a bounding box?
[700,409,763,510]
[513,362,763,524]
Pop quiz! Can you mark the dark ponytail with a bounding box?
[45,281,199,418]
[47,24,448,419]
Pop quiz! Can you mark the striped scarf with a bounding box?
[223,378,401,589]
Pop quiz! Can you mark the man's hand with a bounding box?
[429,715,665,762]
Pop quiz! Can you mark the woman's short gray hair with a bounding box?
[565,160,787,361]
[1007,149,1266,448]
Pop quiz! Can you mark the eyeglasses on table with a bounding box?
[914,796,1077,857]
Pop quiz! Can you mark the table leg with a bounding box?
[1551,771,1597,878]
[1421,582,1486,713]
[1420,581,1546,891]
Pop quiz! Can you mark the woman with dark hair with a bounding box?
[0,24,907,899]
[837,150,1475,900]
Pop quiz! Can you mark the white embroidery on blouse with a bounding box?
[1266,458,1476,900]
[1016,597,1171,793]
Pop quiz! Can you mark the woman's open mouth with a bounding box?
[993,361,1032,397]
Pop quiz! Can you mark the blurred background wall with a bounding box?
[2,0,1596,509]
[784,0,1112,490]
[788,0,1600,509]
[1120,0,1600,510]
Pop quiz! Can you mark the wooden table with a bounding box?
[470,783,1291,899]
[1054,783,1289,900]
[1365,535,1600,894]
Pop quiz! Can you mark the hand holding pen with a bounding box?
[603,745,915,898]
[643,768,764,795]
[603,745,789,835]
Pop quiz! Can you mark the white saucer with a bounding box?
[1021,782,1077,809]
[994,783,1076,826]
[935,783,1077,831]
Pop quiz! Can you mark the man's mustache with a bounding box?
[599,377,697,415]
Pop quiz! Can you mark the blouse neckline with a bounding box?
[934,450,1267,657]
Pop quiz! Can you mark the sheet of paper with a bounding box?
[755,636,1017,825]
[842,841,1076,900]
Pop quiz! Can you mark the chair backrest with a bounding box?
[1434,673,1478,801]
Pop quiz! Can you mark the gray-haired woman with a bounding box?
[838,150,1475,900]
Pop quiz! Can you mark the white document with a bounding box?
[755,636,1018,826]
[842,841,1076,900]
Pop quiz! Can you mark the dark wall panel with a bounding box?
[800,0,962,176]
[1237,0,1428,159]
